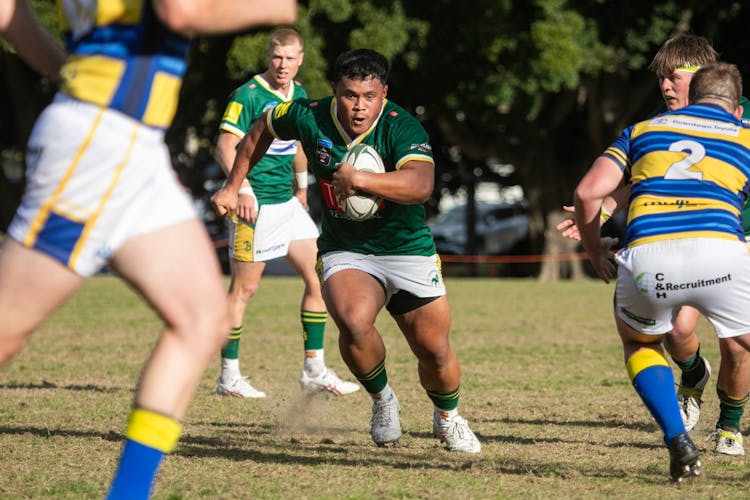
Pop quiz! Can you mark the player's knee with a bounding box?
[229,280,259,302]
[171,300,229,355]
[721,337,750,365]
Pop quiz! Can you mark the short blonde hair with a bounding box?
[649,34,718,77]
[268,28,303,52]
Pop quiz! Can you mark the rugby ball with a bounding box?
[340,143,385,221]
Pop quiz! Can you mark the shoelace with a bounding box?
[372,399,396,426]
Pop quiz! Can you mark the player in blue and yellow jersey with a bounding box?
[574,62,750,482]
[214,29,358,399]
[212,48,481,453]
[558,34,750,454]
[0,1,296,498]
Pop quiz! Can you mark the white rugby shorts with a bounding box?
[8,94,197,277]
[319,251,446,303]
[229,196,318,262]
[615,238,750,338]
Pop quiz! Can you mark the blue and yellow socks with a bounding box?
[107,408,182,499]
[627,348,685,441]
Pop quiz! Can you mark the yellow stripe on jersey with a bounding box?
[628,194,740,220]
[58,0,143,33]
[142,72,182,129]
[603,146,628,166]
[60,55,127,108]
[630,151,748,188]
[626,348,669,381]
[97,0,142,25]
[395,154,434,170]
[222,101,244,124]
[272,101,293,120]
[25,107,106,247]
[125,408,182,453]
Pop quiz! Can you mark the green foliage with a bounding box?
[225,34,269,81]
[349,2,428,68]
[0,0,60,51]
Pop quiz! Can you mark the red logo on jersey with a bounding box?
[309,101,319,107]
[389,111,398,117]
[320,178,344,211]
[249,83,257,89]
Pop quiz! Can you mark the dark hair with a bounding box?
[332,49,389,84]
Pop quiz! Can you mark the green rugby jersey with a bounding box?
[651,96,750,235]
[267,96,437,256]
[219,75,307,204]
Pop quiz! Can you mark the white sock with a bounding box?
[304,349,325,377]
[372,384,395,402]
[221,358,241,381]
[435,406,459,422]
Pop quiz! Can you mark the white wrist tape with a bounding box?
[238,185,255,196]
[295,171,308,188]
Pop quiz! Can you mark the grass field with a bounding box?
[1,275,749,499]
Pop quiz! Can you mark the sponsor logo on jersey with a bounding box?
[319,178,343,211]
[263,101,279,112]
[249,83,257,89]
[649,115,740,136]
[409,143,432,154]
[223,101,243,123]
[309,101,319,107]
[389,111,399,117]
[317,138,333,166]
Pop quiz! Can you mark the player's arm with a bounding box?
[153,0,296,34]
[333,159,433,205]
[0,0,65,81]
[556,184,631,240]
[211,113,274,218]
[292,144,309,209]
[215,129,259,219]
[574,155,625,283]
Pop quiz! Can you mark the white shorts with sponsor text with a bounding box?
[229,196,318,262]
[615,238,750,338]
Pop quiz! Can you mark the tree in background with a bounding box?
[3,0,749,279]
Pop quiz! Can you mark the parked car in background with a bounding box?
[429,201,531,255]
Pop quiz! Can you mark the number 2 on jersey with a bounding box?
[664,140,705,180]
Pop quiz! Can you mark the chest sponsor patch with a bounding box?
[317,138,333,166]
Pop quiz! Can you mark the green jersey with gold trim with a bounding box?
[267,96,437,256]
[219,75,307,204]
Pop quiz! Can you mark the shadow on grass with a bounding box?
[0,380,123,393]
[0,425,123,442]
[481,415,657,433]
